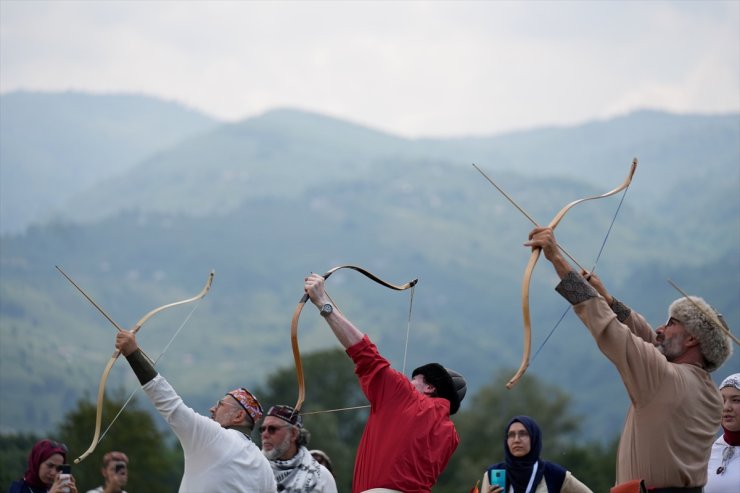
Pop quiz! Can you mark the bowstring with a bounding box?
[303,282,416,416]
[401,285,415,375]
[531,182,631,362]
[97,297,205,444]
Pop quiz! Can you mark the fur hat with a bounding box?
[412,363,467,415]
[669,296,732,372]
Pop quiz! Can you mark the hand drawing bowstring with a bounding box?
[56,266,214,463]
[473,159,637,388]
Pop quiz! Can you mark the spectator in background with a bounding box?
[705,373,740,492]
[84,451,128,493]
[7,439,78,493]
[482,416,592,493]
[260,405,337,493]
[309,450,334,478]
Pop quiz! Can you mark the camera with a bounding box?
[115,462,126,473]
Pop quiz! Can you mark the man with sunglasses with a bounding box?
[259,405,337,492]
[84,451,129,493]
[115,330,276,492]
[304,274,467,493]
[526,226,733,492]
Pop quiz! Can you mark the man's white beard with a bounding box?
[262,432,293,461]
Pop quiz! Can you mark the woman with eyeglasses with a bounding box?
[8,439,78,493]
[705,373,740,492]
[482,416,592,493]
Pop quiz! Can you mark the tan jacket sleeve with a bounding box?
[556,270,671,406]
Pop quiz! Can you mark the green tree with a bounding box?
[0,432,41,487]
[255,347,366,492]
[435,368,616,492]
[55,389,181,493]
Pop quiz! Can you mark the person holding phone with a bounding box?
[84,451,129,493]
[482,416,592,493]
[7,439,79,493]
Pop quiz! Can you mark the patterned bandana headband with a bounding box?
[227,388,264,422]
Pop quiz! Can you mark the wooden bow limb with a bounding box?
[506,159,638,389]
[292,265,417,413]
[71,270,215,464]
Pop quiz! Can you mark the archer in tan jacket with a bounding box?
[527,226,733,489]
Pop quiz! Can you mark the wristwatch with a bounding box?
[319,303,333,317]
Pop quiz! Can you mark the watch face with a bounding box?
[320,303,333,316]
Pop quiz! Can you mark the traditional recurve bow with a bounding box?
[506,160,637,388]
[291,265,417,413]
[473,160,637,389]
[57,267,214,463]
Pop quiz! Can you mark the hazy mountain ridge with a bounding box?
[56,107,740,232]
[0,90,219,234]
[0,93,738,441]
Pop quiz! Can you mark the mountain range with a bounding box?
[0,91,737,441]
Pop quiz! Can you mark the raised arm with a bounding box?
[304,273,364,349]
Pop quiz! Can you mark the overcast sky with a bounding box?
[1,0,738,137]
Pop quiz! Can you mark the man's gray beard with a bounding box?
[262,432,293,461]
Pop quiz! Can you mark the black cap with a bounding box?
[412,363,467,415]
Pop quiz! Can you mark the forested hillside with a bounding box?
[1,93,737,446]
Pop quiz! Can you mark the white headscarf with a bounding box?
[719,373,740,390]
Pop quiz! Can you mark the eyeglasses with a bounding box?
[664,317,683,328]
[216,399,242,411]
[507,430,530,440]
[259,424,290,435]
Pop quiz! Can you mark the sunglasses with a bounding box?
[41,439,68,454]
[259,424,290,435]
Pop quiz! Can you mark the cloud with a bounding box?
[1,0,738,137]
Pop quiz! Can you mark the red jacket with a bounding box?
[348,335,459,493]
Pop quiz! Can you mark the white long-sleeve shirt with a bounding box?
[705,435,739,493]
[143,375,277,493]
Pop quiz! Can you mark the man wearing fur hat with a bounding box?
[259,404,337,492]
[115,331,276,492]
[527,227,733,490]
[304,273,467,493]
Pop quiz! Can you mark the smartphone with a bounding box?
[488,468,506,489]
[59,464,72,493]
